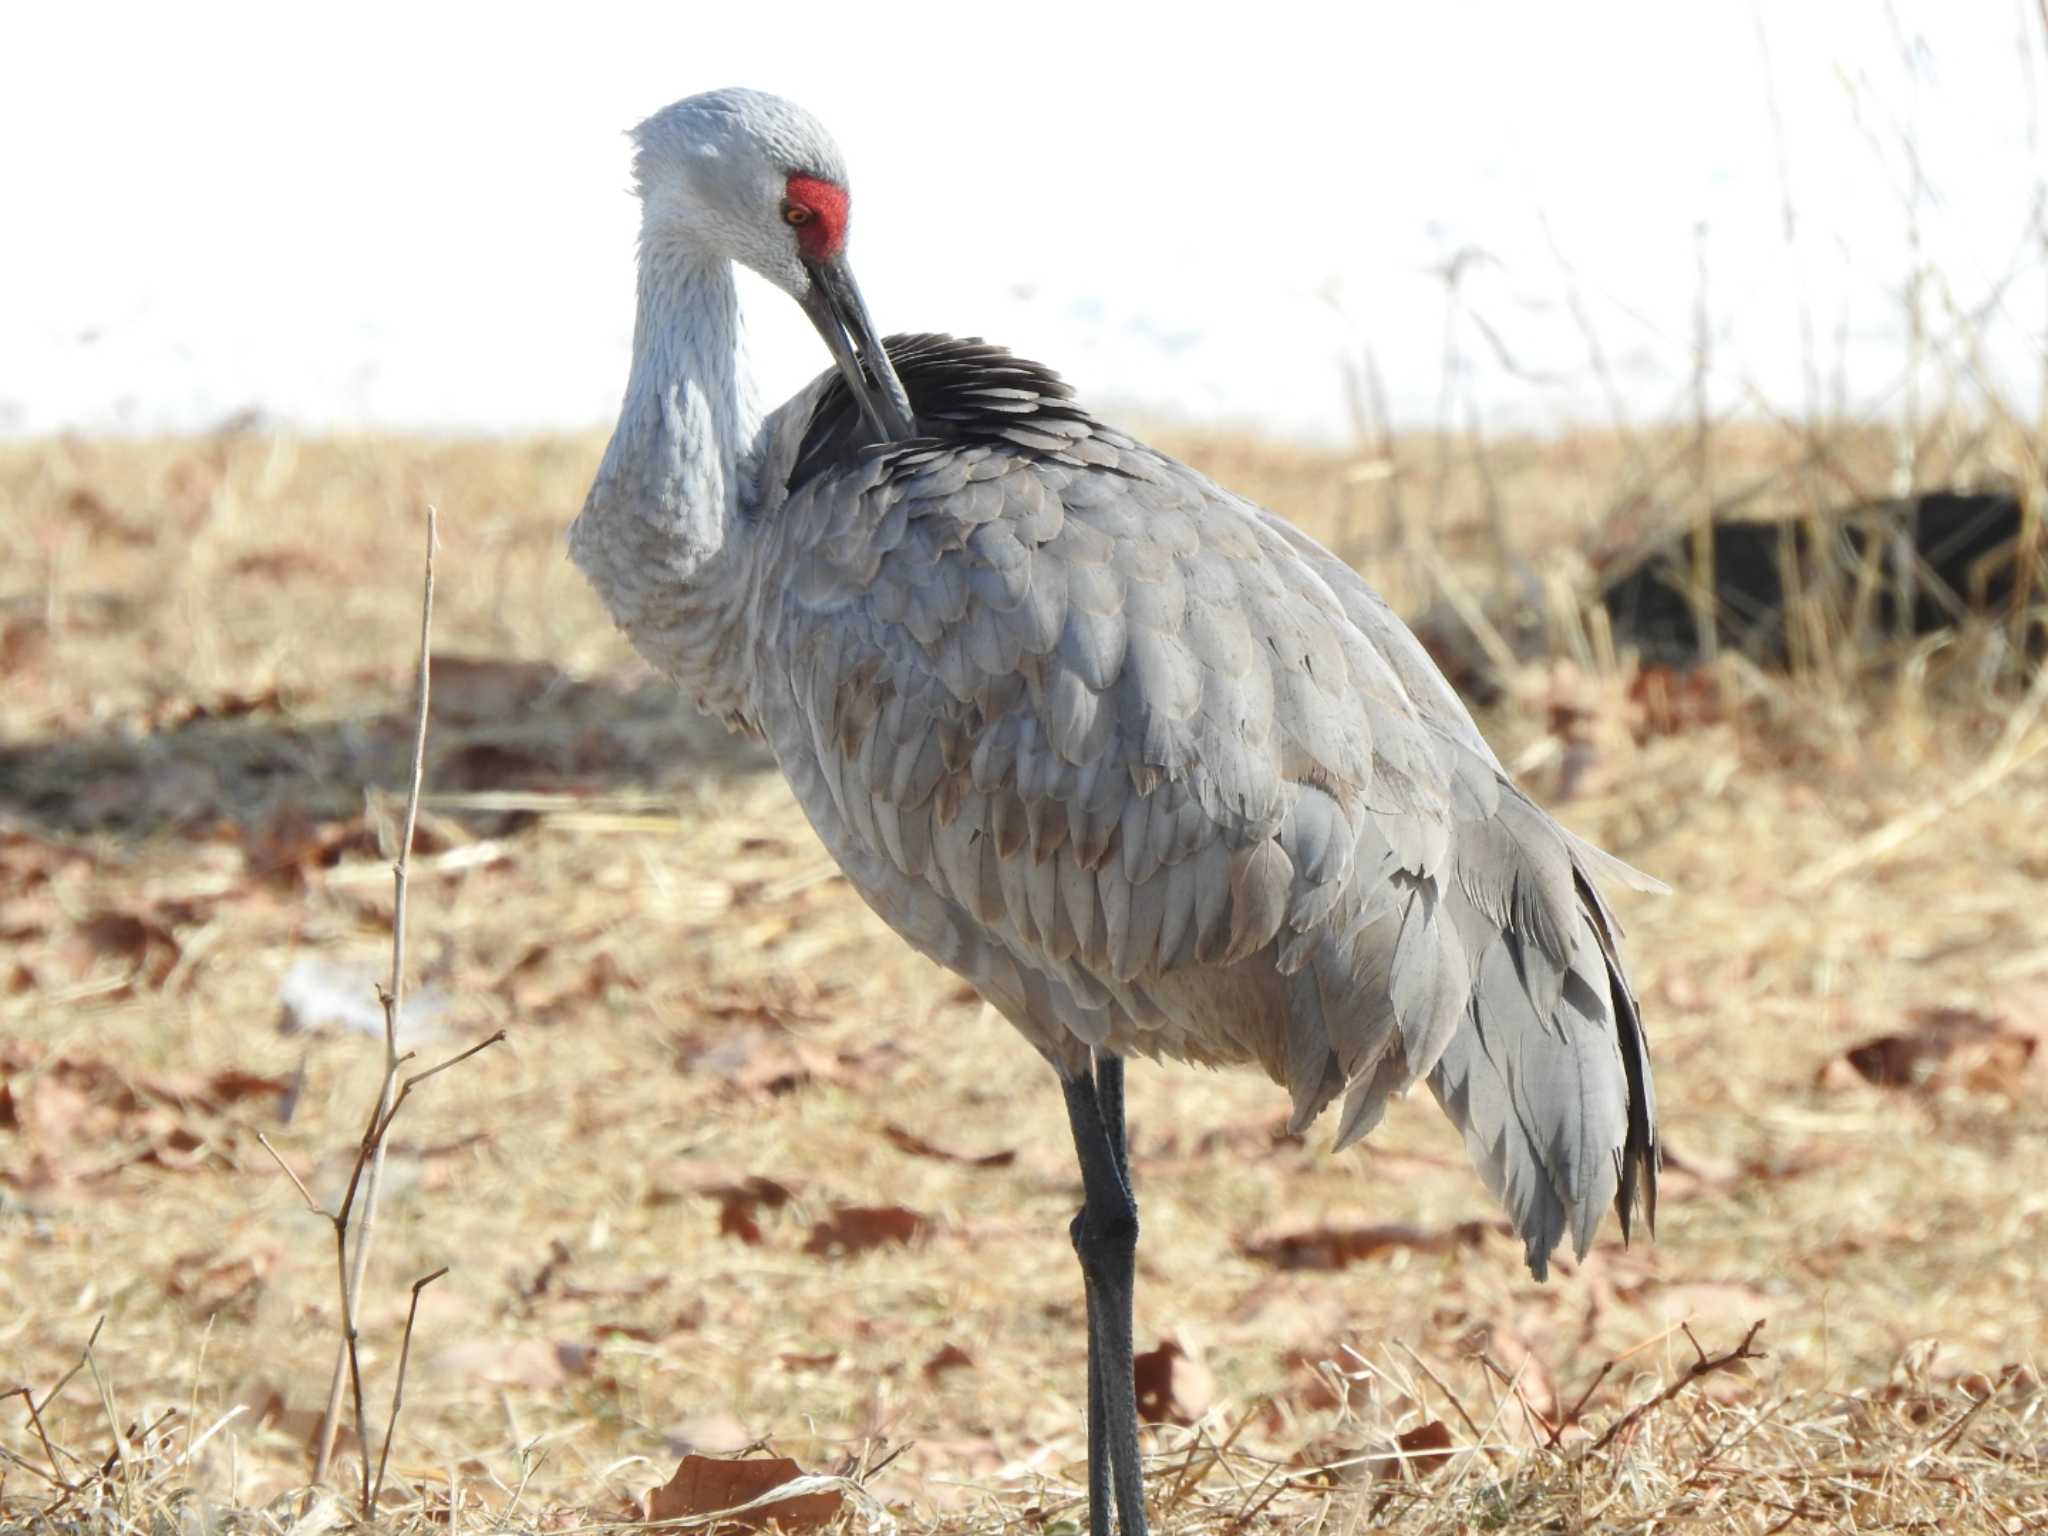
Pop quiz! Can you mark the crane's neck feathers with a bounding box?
[568,244,764,726]
[623,243,762,509]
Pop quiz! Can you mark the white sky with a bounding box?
[4,1,2043,440]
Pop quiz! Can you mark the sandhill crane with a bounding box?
[570,87,1659,1536]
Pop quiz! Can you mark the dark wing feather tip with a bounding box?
[790,334,1084,493]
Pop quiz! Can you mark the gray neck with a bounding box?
[570,246,765,726]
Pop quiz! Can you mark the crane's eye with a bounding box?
[782,203,813,227]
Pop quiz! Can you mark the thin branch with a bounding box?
[1591,1320,1768,1453]
[254,1132,323,1216]
[1474,1351,1557,1446]
[29,1316,104,1482]
[0,1389,67,1490]
[373,1032,509,1143]
[346,1307,371,1516]
[313,505,438,1489]
[1550,1359,1617,1448]
[0,1438,66,1487]
[4,1376,72,1488]
[372,1268,449,1510]
[33,1320,119,1516]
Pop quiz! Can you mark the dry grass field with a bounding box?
[3,421,2047,1535]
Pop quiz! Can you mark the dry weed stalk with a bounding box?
[1587,1321,1768,1453]
[253,507,506,1519]
[0,1317,105,1500]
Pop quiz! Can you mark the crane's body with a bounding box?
[571,88,1658,1536]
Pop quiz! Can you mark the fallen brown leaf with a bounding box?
[923,1343,974,1380]
[1383,1419,1454,1480]
[65,486,153,546]
[65,909,182,991]
[1133,1338,1214,1426]
[0,616,49,675]
[594,1307,700,1349]
[643,1454,842,1532]
[244,804,388,886]
[882,1122,1015,1168]
[1,1052,216,1186]
[1819,1005,2040,1098]
[1239,1220,1498,1272]
[775,1351,839,1373]
[159,686,286,728]
[1627,665,1723,738]
[692,1174,797,1246]
[141,1068,294,1116]
[496,942,633,1019]
[165,1247,277,1315]
[226,1377,361,1461]
[802,1204,928,1257]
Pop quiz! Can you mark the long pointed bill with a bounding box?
[800,255,916,444]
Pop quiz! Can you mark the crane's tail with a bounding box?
[1425,866,1659,1280]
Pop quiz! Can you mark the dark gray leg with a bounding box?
[1064,1054,1147,1536]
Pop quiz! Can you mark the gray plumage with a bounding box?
[571,91,1658,1295]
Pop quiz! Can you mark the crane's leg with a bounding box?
[1063,1053,1147,1536]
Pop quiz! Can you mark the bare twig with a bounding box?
[244,508,492,1514]
[1591,1320,1768,1453]
[1474,1351,1557,1445]
[27,1319,125,1516]
[0,1438,65,1487]
[24,1316,105,1487]
[0,1387,66,1490]
[312,506,439,1488]
[3,1375,72,1488]
[254,1132,322,1215]
[374,1031,509,1141]
[370,1267,449,1509]
[1549,1360,1617,1448]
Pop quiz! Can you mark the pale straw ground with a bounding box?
[2,424,2044,1534]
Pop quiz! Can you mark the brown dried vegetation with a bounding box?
[2,425,2045,1534]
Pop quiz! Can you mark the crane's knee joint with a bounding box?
[1070,1199,1139,1272]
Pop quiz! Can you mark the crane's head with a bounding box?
[632,87,915,442]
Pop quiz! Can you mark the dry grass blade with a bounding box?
[1793,661,2048,891]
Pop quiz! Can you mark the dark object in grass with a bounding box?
[1599,490,2037,668]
